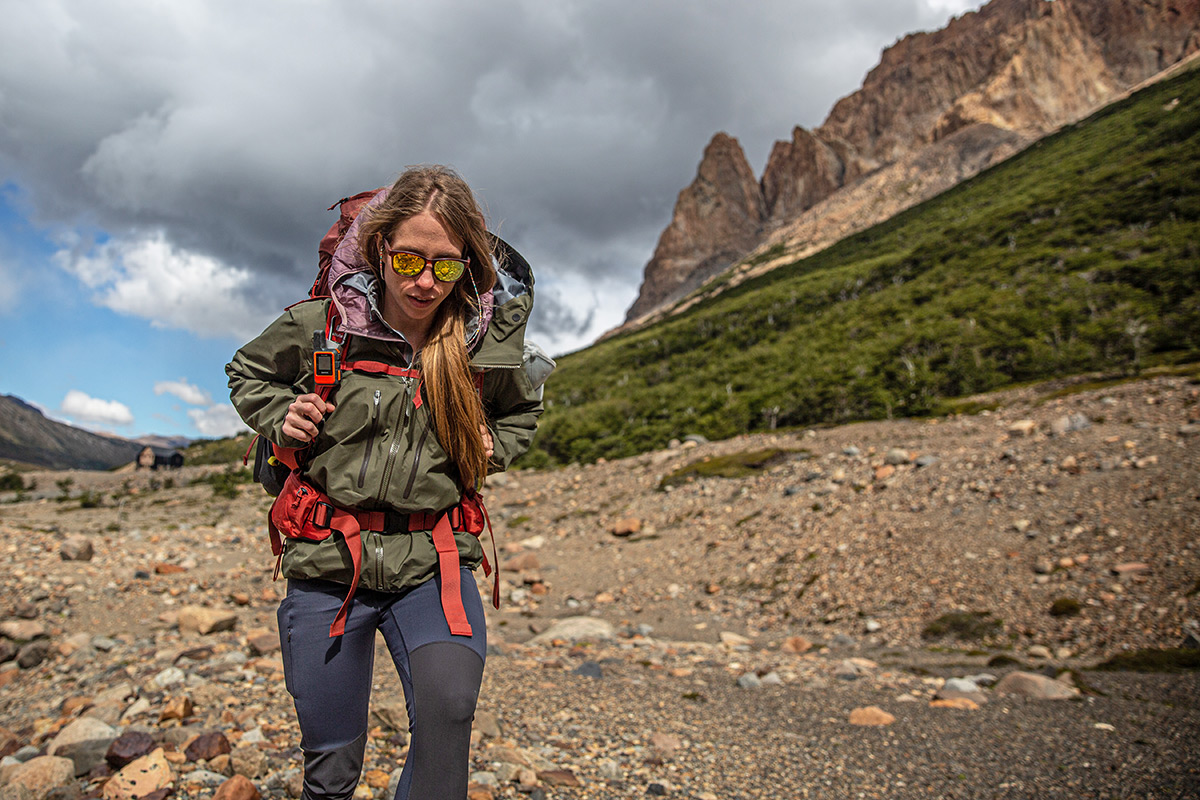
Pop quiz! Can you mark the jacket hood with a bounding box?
[325,187,533,354]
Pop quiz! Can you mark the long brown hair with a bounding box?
[357,166,498,489]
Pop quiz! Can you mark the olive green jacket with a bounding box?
[227,199,542,593]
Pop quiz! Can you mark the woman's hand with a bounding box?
[480,423,494,460]
[282,394,336,443]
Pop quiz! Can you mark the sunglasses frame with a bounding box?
[384,246,470,282]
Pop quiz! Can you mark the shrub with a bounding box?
[0,473,25,492]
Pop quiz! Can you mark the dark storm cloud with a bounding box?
[0,0,983,350]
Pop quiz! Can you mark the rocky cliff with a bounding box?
[623,0,1200,327]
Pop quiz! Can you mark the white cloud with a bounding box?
[920,0,987,18]
[54,232,273,340]
[61,389,134,426]
[4,0,991,348]
[155,378,212,406]
[188,404,250,438]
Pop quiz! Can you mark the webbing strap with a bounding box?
[341,360,420,379]
[321,508,386,638]
[429,514,473,636]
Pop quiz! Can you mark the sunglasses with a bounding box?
[385,247,470,282]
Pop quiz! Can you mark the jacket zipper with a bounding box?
[402,417,432,499]
[378,376,414,498]
[357,390,382,489]
[373,530,384,587]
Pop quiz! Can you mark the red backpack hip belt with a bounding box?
[269,473,498,638]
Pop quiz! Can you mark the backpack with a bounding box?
[243,189,379,494]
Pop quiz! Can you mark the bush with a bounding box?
[194,466,253,499]
[0,473,25,492]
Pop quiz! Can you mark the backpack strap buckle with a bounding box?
[312,501,335,529]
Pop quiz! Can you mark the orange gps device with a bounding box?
[313,349,341,386]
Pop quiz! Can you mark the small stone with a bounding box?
[103,748,174,800]
[1112,562,1150,578]
[537,770,581,787]
[60,537,94,562]
[159,695,194,722]
[848,707,894,726]
[1028,645,1053,659]
[864,620,882,633]
[1013,519,1031,534]
[212,774,260,800]
[245,631,279,657]
[0,621,46,642]
[930,697,979,710]
[229,746,266,779]
[185,732,232,762]
[914,455,940,468]
[759,671,783,686]
[528,617,615,645]
[501,552,540,572]
[16,641,50,669]
[177,606,237,635]
[106,732,157,769]
[152,667,186,689]
[718,631,752,648]
[736,673,762,689]
[610,518,642,537]
[369,701,410,734]
[942,678,980,694]
[364,769,390,789]
[874,465,895,481]
[572,661,603,679]
[994,671,1080,699]
[1008,420,1037,437]
[47,717,118,776]
[6,756,76,796]
[780,636,812,654]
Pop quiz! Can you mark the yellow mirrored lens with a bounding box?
[433,260,465,282]
[391,252,425,275]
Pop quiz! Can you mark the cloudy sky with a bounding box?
[0,0,985,440]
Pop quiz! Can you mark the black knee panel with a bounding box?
[301,731,368,800]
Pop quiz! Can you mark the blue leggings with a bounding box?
[278,569,487,800]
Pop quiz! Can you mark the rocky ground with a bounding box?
[0,373,1197,799]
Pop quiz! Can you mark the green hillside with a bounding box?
[528,65,1200,466]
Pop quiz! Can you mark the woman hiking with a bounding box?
[227,165,544,800]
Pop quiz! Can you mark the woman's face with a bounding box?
[380,210,463,339]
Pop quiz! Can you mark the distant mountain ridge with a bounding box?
[0,394,187,470]
[622,0,1200,329]
[527,62,1200,465]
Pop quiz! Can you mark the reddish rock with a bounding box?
[848,706,895,726]
[184,731,232,762]
[610,518,642,537]
[501,552,541,572]
[60,536,94,561]
[107,732,157,769]
[537,770,582,787]
[781,636,813,654]
[212,774,259,800]
[159,696,194,722]
[211,777,258,800]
